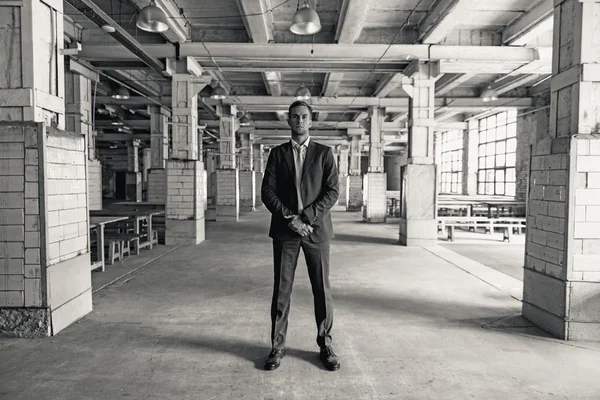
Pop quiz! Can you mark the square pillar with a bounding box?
[363,108,386,222]
[165,160,205,245]
[337,145,349,207]
[239,129,255,212]
[147,106,170,204]
[165,60,210,244]
[253,143,264,207]
[399,61,438,246]
[347,135,363,211]
[462,120,479,196]
[0,1,93,338]
[522,0,600,341]
[126,140,142,202]
[216,106,240,221]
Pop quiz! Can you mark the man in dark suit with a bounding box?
[261,100,340,371]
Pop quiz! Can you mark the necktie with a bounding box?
[295,145,306,213]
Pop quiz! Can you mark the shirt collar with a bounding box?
[291,136,310,149]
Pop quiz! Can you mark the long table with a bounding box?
[90,209,165,251]
[89,215,129,272]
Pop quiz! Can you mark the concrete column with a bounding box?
[0,0,93,337]
[338,145,349,207]
[522,0,600,341]
[65,65,102,211]
[462,120,479,196]
[347,133,363,211]
[165,61,210,245]
[147,106,169,204]
[126,139,142,202]
[399,62,437,246]
[253,143,264,207]
[216,105,240,221]
[238,129,255,212]
[364,107,387,223]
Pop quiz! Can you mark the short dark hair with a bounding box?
[288,100,313,116]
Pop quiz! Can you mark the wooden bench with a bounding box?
[104,232,143,258]
[438,217,494,240]
[438,216,526,242]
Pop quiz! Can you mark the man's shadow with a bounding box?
[154,333,327,371]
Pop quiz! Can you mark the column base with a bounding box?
[0,253,93,338]
[338,175,348,207]
[216,205,239,222]
[147,169,167,204]
[165,218,205,245]
[126,172,142,202]
[399,218,438,246]
[347,175,363,212]
[254,171,263,208]
[363,173,387,223]
[216,169,239,222]
[239,170,256,212]
[0,309,50,338]
[522,267,600,341]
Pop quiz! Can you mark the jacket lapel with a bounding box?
[282,141,295,178]
[301,140,317,182]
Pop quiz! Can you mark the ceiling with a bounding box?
[62,0,555,151]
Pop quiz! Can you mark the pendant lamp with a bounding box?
[480,85,499,102]
[290,1,322,35]
[211,82,228,100]
[294,83,311,101]
[136,0,170,33]
[111,86,130,100]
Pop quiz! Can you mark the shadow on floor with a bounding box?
[133,332,326,371]
[332,233,398,246]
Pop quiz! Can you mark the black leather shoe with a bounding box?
[319,346,340,371]
[264,349,285,371]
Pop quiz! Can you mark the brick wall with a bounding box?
[216,169,239,207]
[347,175,363,211]
[516,107,550,200]
[239,170,255,210]
[87,160,102,210]
[0,124,33,307]
[525,137,569,281]
[254,171,263,207]
[147,168,166,203]
[363,173,387,222]
[166,161,203,219]
[571,136,600,280]
[97,148,128,171]
[0,123,88,310]
[45,130,89,267]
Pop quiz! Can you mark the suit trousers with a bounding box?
[270,237,333,350]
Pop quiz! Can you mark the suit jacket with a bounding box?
[261,139,339,243]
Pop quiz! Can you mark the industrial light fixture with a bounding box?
[290,0,322,35]
[111,86,130,100]
[480,85,498,102]
[294,83,311,101]
[136,0,170,33]
[111,116,124,126]
[101,24,116,33]
[239,113,252,126]
[210,82,228,100]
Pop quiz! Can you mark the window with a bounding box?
[477,111,517,196]
[439,130,463,194]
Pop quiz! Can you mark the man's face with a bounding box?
[288,105,312,136]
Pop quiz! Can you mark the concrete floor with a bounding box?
[2,207,600,399]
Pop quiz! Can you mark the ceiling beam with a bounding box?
[236,0,282,105]
[502,0,553,46]
[128,0,190,43]
[322,0,371,99]
[64,0,167,76]
[79,43,550,73]
[418,0,482,44]
[435,73,475,96]
[373,73,406,98]
[95,95,533,112]
[493,74,543,95]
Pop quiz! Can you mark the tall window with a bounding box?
[439,130,463,194]
[477,111,517,196]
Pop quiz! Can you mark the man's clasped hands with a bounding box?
[288,215,313,237]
